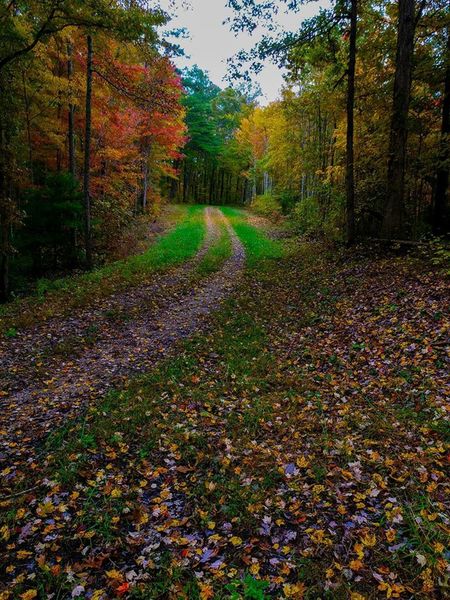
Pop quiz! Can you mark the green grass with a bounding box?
[195,221,232,276]
[0,205,205,332]
[220,206,284,267]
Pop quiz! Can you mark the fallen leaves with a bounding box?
[0,240,448,598]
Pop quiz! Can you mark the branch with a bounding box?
[0,1,15,21]
[92,67,175,113]
[333,69,348,90]
[0,0,64,71]
[415,0,428,27]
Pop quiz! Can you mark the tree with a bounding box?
[83,34,93,269]
[228,0,357,238]
[21,172,82,275]
[382,0,417,238]
[0,1,186,298]
[177,66,253,205]
[345,0,357,244]
[433,26,450,234]
[0,0,166,72]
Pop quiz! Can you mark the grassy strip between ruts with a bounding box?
[220,206,284,267]
[195,221,232,277]
[0,205,205,333]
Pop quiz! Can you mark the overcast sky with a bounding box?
[157,0,330,104]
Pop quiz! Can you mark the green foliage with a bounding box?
[0,0,166,71]
[225,575,269,599]
[19,172,83,274]
[293,193,345,241]
[251,193,282,220]
[179,66,255,204]
[293,196,321,234]
[423,238,450,275]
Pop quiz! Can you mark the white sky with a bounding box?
[157,0,330,104]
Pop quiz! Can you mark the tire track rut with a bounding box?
[0,208,245,476]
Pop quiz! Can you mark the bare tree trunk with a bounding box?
[208,165,215,204]
[142,162,149,211]
[346,0,357,245]
[219,169,225,202]
[242,178,248,204]
[433,27,450,234]
[382,0,416,239]
[83,35,93,269]
[0,98,12,302]
[183,161,188,203]
[67,42,76,177]
[21,70,33,183]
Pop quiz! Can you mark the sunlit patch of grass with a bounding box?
[220,206,284,267]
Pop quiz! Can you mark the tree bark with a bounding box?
[433,27,450,234]
[83,35,93,269]
[183,160,188,203]
[67,42,76,177]
[382,0,416,239]
[0,99,12,302]
[346,0,357,245]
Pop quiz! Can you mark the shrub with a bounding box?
[251,193,282,220]
[293,193,345,241]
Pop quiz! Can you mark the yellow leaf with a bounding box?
[433,542,444,553]
[230,536,242,546]
[20,591,37,600]
[354,543,364,559]
[361,532,376,547]
[283,582,306,598]
[36,501,54,516]
[0,525,10,541]
[105,569,123,582]
[296,456,309,468]
[199,583,214,600]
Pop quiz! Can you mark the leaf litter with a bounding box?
[0,223,448,599]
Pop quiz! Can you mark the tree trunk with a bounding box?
[0,107,11,302]
[209,165,216,204]
[346,0,357,245]
[67,42,76,177]
[433,27,450,234]
[382,0,416,239]
[140,142,151,212]
[21,70,33,182]
[83,35,93,269]
[183,161,188,203]
[219,169,225,203]
[142,161,149,211]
